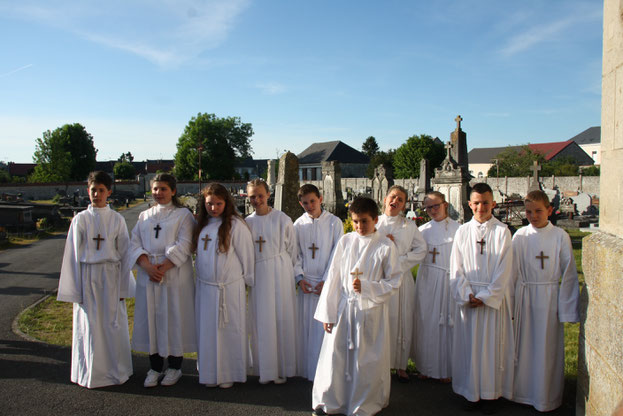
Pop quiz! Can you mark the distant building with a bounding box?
[297,140,370,180]
[468,139,594,178]
[7,163,36,178]
[234,158,268,180]
[570,126,601,165]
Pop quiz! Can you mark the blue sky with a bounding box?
[0,0,603,163]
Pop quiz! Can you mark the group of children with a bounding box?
[58,171,579,415]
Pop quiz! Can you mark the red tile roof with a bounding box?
[527,140,573,161]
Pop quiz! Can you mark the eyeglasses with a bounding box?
[424,203,442,211]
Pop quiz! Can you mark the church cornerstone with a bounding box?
[576,1,623,414]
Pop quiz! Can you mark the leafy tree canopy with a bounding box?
[174,113,253,180]
[581,165,600,176]
[366,149,395,179]
[30,123,97,183]
[487,146,584,177]
[393,134,444,179]
[114,161,136,180]
[118,152,134,163]
[362,136,379,159]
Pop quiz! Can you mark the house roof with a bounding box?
[145,159,175,174]
[297,141,369,165]
[7,163,37,177]
[236,158,268,168]
[569,126,600,145]
[468,140,585,163]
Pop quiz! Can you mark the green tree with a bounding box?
[393,134,444,179]
[581,165,600,176]
[114,161,136,179]
[30,123,97,182]
[487,146,546,177]
[362,136,379,159]
[542,156,580,177]
[0,168,10,183]
[366,149,395,179]
[174,113,253,180]
[118,152,134,163]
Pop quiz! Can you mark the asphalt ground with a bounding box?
[0,202,575,415]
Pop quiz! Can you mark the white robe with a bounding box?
[293,210,343,380]
[57,204,134,388]
[195,217,255,385]
[246,208,297,382]
[413,217,459,379]
[449,216,514,402]
[312,231,402,416]
[130,203,197,356]
[376,214,427,370]
[512,222,580,412]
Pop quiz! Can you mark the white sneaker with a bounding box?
[144,370,161,388]
[219,382,234,389]
[160,368,182,386]
[274,377,287,385]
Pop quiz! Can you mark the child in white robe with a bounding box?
[57,171,134,389]
[312,197,402,416]
[293,184,343,381]
[130,173,197,388]
[194,183,255,389]
[512,190,579,412]
[414,191,459,382]
[245,179,297,384]
[450,183,514,412]
[376,185,427,382]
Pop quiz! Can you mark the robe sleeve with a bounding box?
[557,231,580,322]
[476,227,513,310]
[57,215,84,303]
[283,215,297,268]
[165,209,195,267]
[450,228,473,306]
[233,218,255,287]
[116,213,135,298]
[293,222,304,280]
[129,211,149,267]
[399,223,427,274]
[314,236,346,324]
[360,242,402,308]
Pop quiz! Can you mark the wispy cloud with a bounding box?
[483,112,510,118]
[255,82,287,95]
[0,0,251,68]
[0,64,33,78]
[498,4,602,57]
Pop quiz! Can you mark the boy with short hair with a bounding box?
[512,190,579,412]
[58,171,135,388]
[293,184,343,381]
[312,197,402,416]
[449,183,514,411]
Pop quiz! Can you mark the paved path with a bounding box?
[0,202,575,415]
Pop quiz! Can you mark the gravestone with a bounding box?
[372,165,393,207]
[432,119,472,223]
[266,159,277,190]
[528,160,542,192]
[321,161,345,218]
[571,193,592,216]
[273,151,303,221]
[415,158,430,203]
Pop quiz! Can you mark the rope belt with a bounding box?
[255,251,287,264]
[342,292,361,382]
[199,276,245,328]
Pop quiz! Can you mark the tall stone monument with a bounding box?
[415,158,431,203]
[577,2,623,415]
[372,164,393,207]
[321,160,346,218]
[528,160,542,192]
[432,116,472,223]
[273,151,303,221]
[266,159,277,190]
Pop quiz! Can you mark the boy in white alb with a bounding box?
[312,197,402,416]
[293,184,343,381]
[512,190,579,412]
[57,171,134,388]
[450,183,514,412]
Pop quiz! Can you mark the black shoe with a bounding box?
[312,407,327,415]
[461,399,481,412]
[397,373,410,383]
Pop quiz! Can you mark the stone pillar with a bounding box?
[321,161,345,218]
[577,1,623,415]
[372,165,393,207]
[273,151,303,222]
[266,159,277,190]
